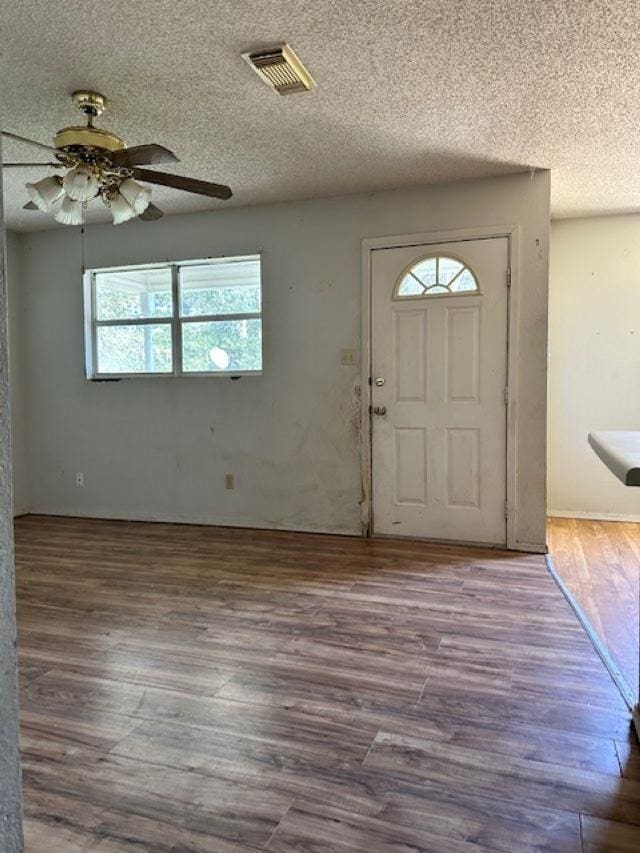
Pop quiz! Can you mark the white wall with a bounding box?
[6,232,29,515]
[549,214,640,520]
[14,171,550,546]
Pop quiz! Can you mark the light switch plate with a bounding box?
[340,349,358,366]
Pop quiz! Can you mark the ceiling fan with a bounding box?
[1,91,232,225]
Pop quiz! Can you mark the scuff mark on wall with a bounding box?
[349,375,362,440]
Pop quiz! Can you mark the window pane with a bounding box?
[397,275,425,296]
[182,319,262,373]
[411,257,437,287]
[96,324,172,374]
[450,269,478,292]
[95,268,172,320]
[438,257,464,285]
[180,257,261,317]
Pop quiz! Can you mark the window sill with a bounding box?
[89,370,262,381]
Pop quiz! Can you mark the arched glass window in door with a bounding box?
[395,255,479,298]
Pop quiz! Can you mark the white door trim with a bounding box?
[360,225,521,550]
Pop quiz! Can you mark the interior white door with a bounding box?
[371,237,509,544]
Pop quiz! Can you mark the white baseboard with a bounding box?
[548,509,640,523]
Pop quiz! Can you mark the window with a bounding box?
[395,254,479,298]
[84,255,262,378]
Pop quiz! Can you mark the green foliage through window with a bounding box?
[88,256,262,377]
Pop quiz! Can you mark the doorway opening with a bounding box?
[546,216,640,713]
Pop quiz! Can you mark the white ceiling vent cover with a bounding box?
[242,44,316,95]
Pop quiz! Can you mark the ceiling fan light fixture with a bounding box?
[63,165,100,201]
[26,175,64,212]
[54,195,84,226]
[119,178,152,214]
[17,89,232,226]
[109,191,137,225]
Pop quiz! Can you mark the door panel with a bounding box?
[394,427,428,505]
[395,311,427,401]
[446,427,480,508]
[371,237,509,544]
[446,305,480,402]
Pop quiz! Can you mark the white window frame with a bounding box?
[394,253,481,300]
[84,255,263,379]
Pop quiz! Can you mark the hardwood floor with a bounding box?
[547,517,639,698]
[14,515,640,852]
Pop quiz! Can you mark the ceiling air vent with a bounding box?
[242,44,316,95]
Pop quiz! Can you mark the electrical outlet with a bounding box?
[75,472,84,487]
[341,348,358,366]
[225,473,234,490]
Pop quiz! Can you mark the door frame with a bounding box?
[360,225,521,550]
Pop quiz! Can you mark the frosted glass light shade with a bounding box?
[26,175,64,211]
[109,191,136,225]
[54,196,84,225]
[119,178,151,214]
[63,166,100,202]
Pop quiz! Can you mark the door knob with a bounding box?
[374,377,385,386]
[373,405,387,416]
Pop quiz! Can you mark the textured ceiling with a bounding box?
[1,0,640,231]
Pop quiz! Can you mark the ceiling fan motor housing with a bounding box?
[54,91,126,152]
[54,125,126,152]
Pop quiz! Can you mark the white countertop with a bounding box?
[588,430,640,487]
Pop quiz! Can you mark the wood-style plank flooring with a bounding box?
[547,517,639,698]
[14,515,640,852]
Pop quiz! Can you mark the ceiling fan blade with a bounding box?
[110,144,179,168]
[132,167,232,200]
[139,202,164,221]
[23,201,38,210]
[2,131,56,153]
[3,162,56,168]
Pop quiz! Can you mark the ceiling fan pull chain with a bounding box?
[80,221,86,275]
